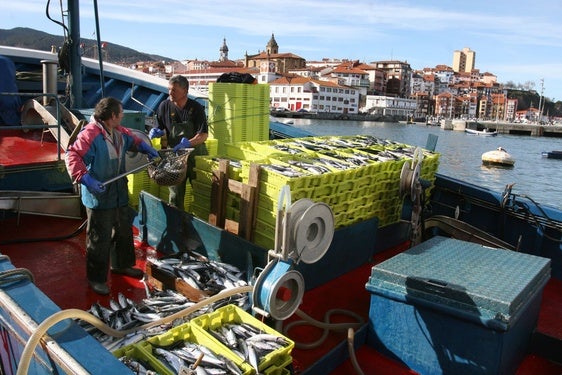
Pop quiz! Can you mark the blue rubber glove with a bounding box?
[173,137,192,153]
[148,128,164,139]
[138,141,159,160]
[81,174,106,194]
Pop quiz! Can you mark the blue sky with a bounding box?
[2,0,562,101]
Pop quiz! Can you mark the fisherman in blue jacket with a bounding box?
[66,97,159,295]
[148,75,208,211]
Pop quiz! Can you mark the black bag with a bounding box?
[216,72,256,84]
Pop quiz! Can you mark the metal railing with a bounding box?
[0,92,65,161]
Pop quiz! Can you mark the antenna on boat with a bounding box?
[67,0,82,107]
[93,0,106,98]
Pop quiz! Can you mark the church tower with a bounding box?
[266,33,279,55]
[219,38,229,62]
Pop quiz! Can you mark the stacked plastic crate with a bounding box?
[127,137,162,210]
[192,82,270,220]
[191,135,439,250]
[207,82,270,155]
[191,156,246,222]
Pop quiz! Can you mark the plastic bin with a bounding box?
[143,322,253,375]
[365,236,551,375]
[191,304,294,373]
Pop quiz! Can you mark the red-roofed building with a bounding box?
[269,75,360,114]
[244,34,306,75]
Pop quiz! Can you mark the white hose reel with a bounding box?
[252,186,334,320]
[400,147,424,201]
[399,147,426,246]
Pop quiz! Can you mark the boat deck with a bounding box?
[1,128,562,374]
[1,214,561,374]
[0,129,62,167]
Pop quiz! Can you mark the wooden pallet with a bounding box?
[145,261,209,302]
[209,159,260,241]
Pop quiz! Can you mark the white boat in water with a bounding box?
[482,147,515,167]
[466,128,498,136]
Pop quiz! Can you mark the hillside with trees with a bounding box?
[0,27,173,65]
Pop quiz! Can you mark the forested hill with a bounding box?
[0,27,173,65]
[507,90,560,117]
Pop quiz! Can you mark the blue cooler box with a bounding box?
[365,236,551,375]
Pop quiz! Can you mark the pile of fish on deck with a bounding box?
[78,252,249,353]
[192,135,440,250]
[77,251,294,374]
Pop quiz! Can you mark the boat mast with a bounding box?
[67,0,82,108]
[537,78,544,124]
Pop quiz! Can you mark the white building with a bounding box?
[411,72,435,97]
[269,75,360,114]
[364,95,417,117]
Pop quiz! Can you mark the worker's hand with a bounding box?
[148,128,164,139]
[173,137,192,153]
[81,174,106,194]
[138,141,159,160]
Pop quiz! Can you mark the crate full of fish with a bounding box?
[113,341,173,374]
[116,322,254,375]
[146,252,250,306]
[191,304,294,374]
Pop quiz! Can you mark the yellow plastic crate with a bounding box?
[205,138,219,156]
[191,304,294,372]
[143,322,253,375]
[262,356,293,375]
[194,156,244,181]
[253,229,275,250]
[208,83,270,155]
[191,179,212,199]
[127,171,160,209]
[112,342,171,374]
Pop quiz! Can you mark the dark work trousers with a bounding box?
[168,174,189,211]
[85,206,136,283]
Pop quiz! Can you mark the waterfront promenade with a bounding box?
[455,120,562,137]
[272,111,562,138]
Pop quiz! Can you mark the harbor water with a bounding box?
[286,118,562,211]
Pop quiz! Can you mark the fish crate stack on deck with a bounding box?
[207,82,270,155]
[191,135,440,250]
